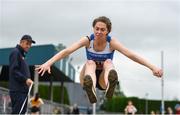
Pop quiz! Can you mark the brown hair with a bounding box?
[92,16,112,34]
[34,93,39,101]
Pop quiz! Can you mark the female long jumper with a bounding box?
[36,16,163,104]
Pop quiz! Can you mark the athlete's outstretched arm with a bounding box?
[110,38,163,77]
[36,37,89,76]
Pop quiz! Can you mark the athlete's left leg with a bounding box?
[99,59,118,98]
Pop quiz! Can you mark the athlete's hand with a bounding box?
[152,66,163,78]
[35,63,51,76]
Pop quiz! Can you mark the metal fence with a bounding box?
[0,87,11,114]
[0,87,71,114]
[38,99,71,114]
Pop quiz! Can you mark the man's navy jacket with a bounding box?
[9,45,31,93]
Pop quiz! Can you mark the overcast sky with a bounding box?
[0,0,180,100]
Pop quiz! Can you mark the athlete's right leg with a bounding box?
[79,60,97,103]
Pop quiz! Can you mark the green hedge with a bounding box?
[0,81,8,88]
[0,82,69,105]
[102,96,179,114]
[38,84,69,105]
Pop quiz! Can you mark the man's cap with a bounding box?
[21,35,36,44]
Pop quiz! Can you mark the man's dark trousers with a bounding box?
[10,91,28,114]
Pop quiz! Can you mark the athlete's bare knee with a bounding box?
[104,59,113,66]
[86,60,96,66]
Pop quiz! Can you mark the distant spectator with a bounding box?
[67,106,74,114]
[155,110,160,115]
[53,107,61,114]
[166,107,173,115]
[29,93,44,115]
[124,100,137,115]
[175,104,180,114]
[150,110,156,115]
[87,107,92,114]
[72,104,79,114]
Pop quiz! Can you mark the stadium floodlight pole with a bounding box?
[161,51,164,115]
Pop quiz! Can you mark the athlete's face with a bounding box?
[20,40,32,52]
[93,21,108,39]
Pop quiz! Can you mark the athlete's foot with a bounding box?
[105,69,118,99]
[83,75,97,103]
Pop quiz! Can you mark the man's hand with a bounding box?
[26,78,33,86]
